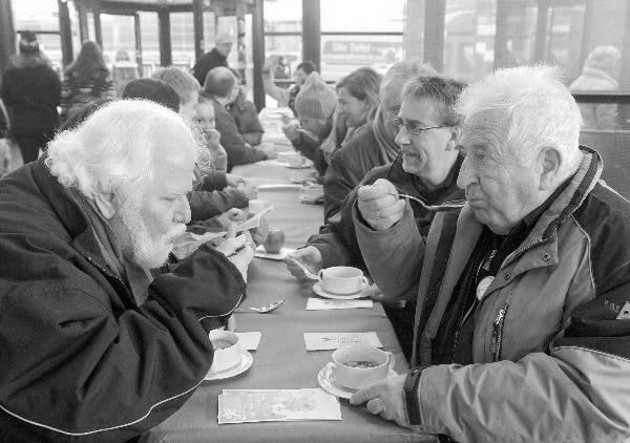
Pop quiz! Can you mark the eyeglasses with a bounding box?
[390,118,449,136]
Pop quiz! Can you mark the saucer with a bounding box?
[312,282,368,300]
[204,350,253,382]
[317,362,397,399]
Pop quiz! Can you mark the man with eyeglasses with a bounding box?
[350,66,630,442]
[285,75,466,359]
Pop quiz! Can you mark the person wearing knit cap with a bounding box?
[203,67,269,171]
[1,30,61,164]
[191,32,233,86]
[282,72,342,176]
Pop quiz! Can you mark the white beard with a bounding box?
[119,192,186,270]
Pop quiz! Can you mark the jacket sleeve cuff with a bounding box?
[404,365,426,425]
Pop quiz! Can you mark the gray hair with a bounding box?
[151,66,200,105]
[46,100,198,199]
[381,61,436,102]
[402,75,467,127]
[457,65,582,178]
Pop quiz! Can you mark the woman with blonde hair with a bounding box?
[60,41,115,121]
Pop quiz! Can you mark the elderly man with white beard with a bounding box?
[0,100,254,441]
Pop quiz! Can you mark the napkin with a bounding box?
[303,332,382,351]
[306,298,373,310]
[254,245,295,261]
[218,389,341,424]
[235,332,262,351]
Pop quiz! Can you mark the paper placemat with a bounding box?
[235,332,262,351]
[303,332,382,351]
[306,298,374,311]
[218,388,341,424]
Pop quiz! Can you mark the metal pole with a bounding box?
[193,0,204,62]
[423,0,445,72]
[57,0,74,68]
[252,0,265,111]
[0,0,16,75]
[301,0,321,71]
[134,13,143,76]
[158,8,172,67]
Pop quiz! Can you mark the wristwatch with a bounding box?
[403,366,424,425]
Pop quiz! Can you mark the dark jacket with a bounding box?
[213,99,268,171]
[309,154,464,271]
[0,158,246,441]
[191,48,228,86]
[189,171,249,221]
[228,93,264,146]
[1,59,61,136]
[323,125,392,219]
[357,148,630,441]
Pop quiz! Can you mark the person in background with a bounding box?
[195,93,228,173]
[60,41,115,122]
[0,100,254,440]
[203,67,270,171]
[350,66,630,442]
[570,45,621,130]
[1,31,61,164]
[191,32,233,87]
[228,69,264,146]
[317,67,381,216]
[282,72,340,177]
[322,62,436,219]
[262,56,317,116]
[286,75,465,359]
[124,75,253,222]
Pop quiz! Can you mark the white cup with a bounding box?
[287,154,306,167]
[208,330,242,372]
[331,344,394,390]
[318,266,369,295]
[302,184,323,199]
[248,199,269,214]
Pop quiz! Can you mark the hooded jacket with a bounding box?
[356,148,630,442]
[0,158,246,441]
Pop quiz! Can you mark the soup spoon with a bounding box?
[235,298,286,314]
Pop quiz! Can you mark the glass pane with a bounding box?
[264,0,302,33]
[321,35,403,82]
[139,12,159,77]
[100,14,136,64]
[443,1,497,83]
[170,12,195,70]
[321,0,405,33]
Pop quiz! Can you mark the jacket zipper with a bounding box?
[84,255,134,303]
[492,301,510,361]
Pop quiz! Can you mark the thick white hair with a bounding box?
[46,100,198,199]
[458,65,582,179]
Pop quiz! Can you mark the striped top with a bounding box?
[60,71,116,119]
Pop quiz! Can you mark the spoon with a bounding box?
[235,298,286,314]
[388,191,465,211]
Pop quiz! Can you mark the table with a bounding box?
[142,161,436,442]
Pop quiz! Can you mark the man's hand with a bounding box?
[284,246,323,282]
[282,121,301,142]
[350,374,410,428]
[225,173,247,188]
[215,224,254,282]
[216,208,247,229]
[237,182,258,200]
[357,179,406,231]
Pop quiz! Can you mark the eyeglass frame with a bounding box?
[390,117,450,136]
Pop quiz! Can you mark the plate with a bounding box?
[204,350,253,382]
[285,164,312,169]
[317,362,398,399]
[255,246,295,261]
[312,282,368,300]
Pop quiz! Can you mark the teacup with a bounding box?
[331,344,394,390]
[302,184,323,200]
[277,151,297,164]
[318,266,368,295]
[208,330,242,373]
[287,154,306,167]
